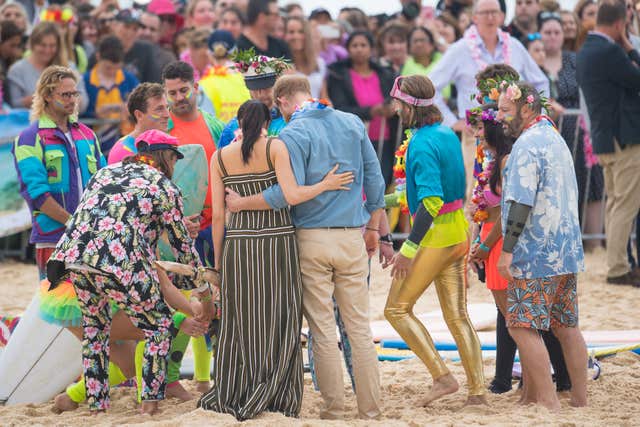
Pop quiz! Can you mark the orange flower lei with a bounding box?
[392,129,414,214]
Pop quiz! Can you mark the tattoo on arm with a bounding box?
[502,202,532,253]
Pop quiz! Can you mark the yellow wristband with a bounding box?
[400,240,419,259]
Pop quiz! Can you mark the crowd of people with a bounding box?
[6,0,640,422]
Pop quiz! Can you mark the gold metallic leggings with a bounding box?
[384,241,485,396]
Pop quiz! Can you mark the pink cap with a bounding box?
[135,130,183,158]
[147,0,185,26]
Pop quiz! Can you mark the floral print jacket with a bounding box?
[51,162,200,291]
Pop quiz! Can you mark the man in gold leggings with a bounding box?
[385,75,486,406]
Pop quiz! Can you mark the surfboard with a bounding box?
[0,145,209,406]
[158,144,208,261]
[368,303,497,342]
[0,294,82,405]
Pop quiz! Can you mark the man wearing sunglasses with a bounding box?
[429,0,548,198]
[13,65,106,281]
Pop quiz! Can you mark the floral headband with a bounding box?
[500,81,551,112]
[231,48,291,76]
[466,107,499,127]
[390,76,434,107]
[473,74,519,104]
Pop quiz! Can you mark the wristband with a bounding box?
[473,235,481,244]
[173,312,187,330]
[365,227,379,232]
[478,242,490,252]
[379,233,393,243]
[399,240,419,259]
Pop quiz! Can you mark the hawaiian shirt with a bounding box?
[502,119,585,279]
[51,162,200,290]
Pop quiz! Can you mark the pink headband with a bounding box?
[389,76,435,107]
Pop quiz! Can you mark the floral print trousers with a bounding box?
[70,271,172,410]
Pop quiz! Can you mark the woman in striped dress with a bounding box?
[198,100,353,420]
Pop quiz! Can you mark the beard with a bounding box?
[503,113,524,138]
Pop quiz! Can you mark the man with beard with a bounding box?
[496,81,588,410]
[163,61,225,265]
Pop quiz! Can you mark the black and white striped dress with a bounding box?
[198,141,303,420]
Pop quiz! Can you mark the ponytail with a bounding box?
[237,100,271,164]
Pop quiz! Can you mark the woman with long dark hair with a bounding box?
[200,100,353,420]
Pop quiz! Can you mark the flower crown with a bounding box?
[473,74,519,104]
[231,48,291,75]
[500,81,551,112]
[466,107,499,127]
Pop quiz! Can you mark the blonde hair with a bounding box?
[273,74,311,102]
[29,22,69,68]
[186,0,214,21]
[31,65,78,121]
[285,17,318,75]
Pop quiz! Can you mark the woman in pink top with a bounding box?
[326,31,399,187]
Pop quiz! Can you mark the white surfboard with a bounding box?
[369,303,498,341]
[0,294,81,405]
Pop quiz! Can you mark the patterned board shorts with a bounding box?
[506,273,578,330]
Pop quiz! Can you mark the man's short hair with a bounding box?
[127,82,164,123]
[97,35,124,63]
[596,0,626,26]
[475,63,520,84]
[162,61,195,84]
[273,75,311,102]
[0,20,23,42]
[246,0,276,25]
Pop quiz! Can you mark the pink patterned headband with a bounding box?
[389,76,435,107]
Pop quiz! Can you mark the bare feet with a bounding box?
[421,374,459,406]
[196,380,211,393]
[165,382,193,401]
[539,397,561,412]
[140,401,159,415]
[465,395,488,406]
[569,396,587,407]
[53,392,78,413]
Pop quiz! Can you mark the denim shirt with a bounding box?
[262,107,385,228]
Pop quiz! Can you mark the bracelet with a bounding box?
[478,242,491,252]
[365,227,379,231]
[380,240,393,246]
[473,236,481,244]
[379,233,393,243]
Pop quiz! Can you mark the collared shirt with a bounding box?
[501,120,585,279]
[589,30,615,44]
[428,26,550,126]
[262,106,385,228]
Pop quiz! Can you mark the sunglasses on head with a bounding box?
[527,32,541,41]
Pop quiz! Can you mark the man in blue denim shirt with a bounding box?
[225,75,385,420]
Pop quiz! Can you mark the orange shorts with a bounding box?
[480,222,508,291]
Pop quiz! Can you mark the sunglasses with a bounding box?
[527,32,542,41]
[539,11,562,22]
[56,91,81,100]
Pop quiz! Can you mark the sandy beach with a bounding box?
[0,247,638,426]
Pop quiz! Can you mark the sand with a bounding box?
[0,247,639,426]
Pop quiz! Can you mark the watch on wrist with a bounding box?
[379,233,393,243]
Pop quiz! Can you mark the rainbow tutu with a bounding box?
[39,279,82,327]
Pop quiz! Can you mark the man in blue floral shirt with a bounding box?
[496,81,588,411]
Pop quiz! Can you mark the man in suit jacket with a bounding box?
[577,0,640,287]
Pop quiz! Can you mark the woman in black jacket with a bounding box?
[327,31,399,186]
